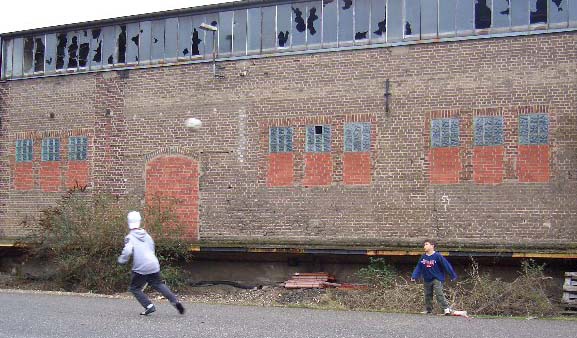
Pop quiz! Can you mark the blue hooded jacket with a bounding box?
[411,251,457,283]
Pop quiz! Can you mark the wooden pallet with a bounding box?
[283,272,336,289]
[562,272,577,313]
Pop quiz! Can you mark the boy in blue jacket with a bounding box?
[411,239,457,315]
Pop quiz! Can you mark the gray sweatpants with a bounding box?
[423,279,449,311]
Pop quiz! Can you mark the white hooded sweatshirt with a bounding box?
[117,229,161,275]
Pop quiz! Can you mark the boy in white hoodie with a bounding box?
[118,211,185,316]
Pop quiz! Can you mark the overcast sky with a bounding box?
[0,0,240,34]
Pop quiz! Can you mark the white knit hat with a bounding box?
[127,211,142,229]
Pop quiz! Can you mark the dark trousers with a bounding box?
[129,271,177,308]
[423,279,449,311]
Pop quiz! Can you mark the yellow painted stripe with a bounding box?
[367,250,423,256]
[189,245,201,252]
[512,252,577,259]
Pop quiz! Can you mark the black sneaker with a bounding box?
[175,302,185,315]
[140,305,156,315]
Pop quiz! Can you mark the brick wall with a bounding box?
[1,31,576,250]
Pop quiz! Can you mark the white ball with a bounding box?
[185,117,202,130]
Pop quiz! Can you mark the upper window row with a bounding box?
[431,113,548,148]
[270,123,370,153]
[2,0,576,79]
[15,137,88,162]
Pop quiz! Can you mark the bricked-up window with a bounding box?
[519,113,548,145]
[41,138,60,161]
[431,118,459,148]
[269,127,293,153]
[474,116,503,146]
[306,125,331,152]
[15,140,33,162]
[344,123,370,152]
[68,137,88,160]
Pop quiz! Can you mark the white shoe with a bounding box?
[444,308,452,315]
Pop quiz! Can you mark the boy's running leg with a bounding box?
[148,272,185,314]
[432,279,451,314]
[423,281,434,313]
[129,272,155,313]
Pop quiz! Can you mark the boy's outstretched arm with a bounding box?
[440,255,457,281]
[117,237,133,264]
[410,259,423,281]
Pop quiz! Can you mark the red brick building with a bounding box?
[1,0,576,260]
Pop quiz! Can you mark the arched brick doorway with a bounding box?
[145,155,199,240]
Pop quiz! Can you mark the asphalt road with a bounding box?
[0,290,575,338]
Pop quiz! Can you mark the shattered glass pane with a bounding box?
[34,36,45,72]
[66,31,79,69]
[117,26,127,64]
[219,11,234,54]
[233,10,248,54]
[125,23,140,63]
[192,16,206,56]
[493,0,511,29]
[338,0,354,43]
[387,0,403,41]
[204,13,219,58]
[277,4,292,48]
[421,0,439,37]
[355,0,370,41]
[178,16,193,58]
[307,2,322,46]
[45,34,56,73]
[530,0,548,24]
[475,0,492,29]
[322,0,338,45]
[12,38,23,77]
[370,0,386,40]
[56,33,67,70]
[1,39,14,78]
[292,3,307,47]
[102,26,116,65]
[456,0,475,33]
[405,0,421,38]
[165,18,179,60]
[570,0,577,24]
[549,0,568,25]
[439,0,457,35]
[151,20,165,61]
[23,37,34,74]
[512,0,529,26]
[262,6,276,51]
[89,29,103,68]
[247,8,262,53]
[78,30,91,67]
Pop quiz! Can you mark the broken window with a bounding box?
[66,31,79,69]
[474,116,503,146]
[44,34,56,73]
[431,118,460,148]
[421,0,439,39]
[269,127,293,153]
[277,4,292,48]
[355,0,370,42]
[570,0,577,25]
[41,138,60,161]
[344,123,370,152]
[262,6,276,51]
[387,0,403,41]
[306,125,331,152]
[34,37,45,72]
[218,11,234,54]
[139,21,152,62]
[125,23,140,63]
[12,38,23,77]
[512,0,530,27]
[15,139,33,162]
[151,20,165,62]
[456,0,475,33]
[439,0,457,36]
[165,18,178,61]
[78,30,90,68]
[338,0,354,43]
[89,28,103,68]
[307,2,322,47]
[233,9,248,54]
[56,33,67,70]
[292,3,307,47]
[23,37,34,74]
[405,0,421,38]
[117,25,127,64]
[493,0,511,29]
[102,26,116,66]
[178,16,192,59]
[2,38,14,79]
[203,13,219,57]
[519,114,548,145]
[475,0,492,29]
[370,0,386,41]
[530,0,548,24]
[247,8,262,54]
[192,16,206,56]
[68,137,88,161]
[322,0,338,46]
[548,0,568,27]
